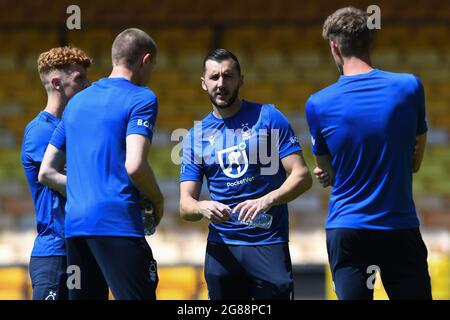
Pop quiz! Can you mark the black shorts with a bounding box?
[65,236,158,300]
[29,255,68,300]
[326,228,432,300]
[204,242,294,300]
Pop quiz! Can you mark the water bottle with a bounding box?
[142,199,156,236]
[229,209,273,229]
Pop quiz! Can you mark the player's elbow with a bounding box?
[291,166,312,195]
[299,168,313,191]
[125,158,145,178]
[38,167,51,186]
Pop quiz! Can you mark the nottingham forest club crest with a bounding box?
[217,142,249,179]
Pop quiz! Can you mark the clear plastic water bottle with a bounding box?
[142,199,156,236]
[229,210,273,229]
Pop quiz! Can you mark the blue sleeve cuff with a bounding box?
[279,145,302,159]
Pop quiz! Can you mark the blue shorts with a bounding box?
[65,236,158,300]
[326,228,432,300]
[29,256,68,300]
[204,242,294,300]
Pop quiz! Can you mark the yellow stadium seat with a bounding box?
[428,255,450,300]
[0,267,29,300]
[375,26,411,49]
[156,266,199,300]
[414,26,450,49]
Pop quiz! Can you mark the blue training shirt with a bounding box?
[180,100,302,245]
[305,69,428,230]
[50,77,158,238]
[22,111,66,256]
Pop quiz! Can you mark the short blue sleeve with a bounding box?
[267,105,302,159]
[49,120,66,152]
[127,90,158,141]
[414,76,428,135]
[23,123,55,163]
[179,130,204,182]
[305,97,330,156]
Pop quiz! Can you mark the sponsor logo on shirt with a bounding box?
[217,142,249,179]
[137,119,153,131]
[226,175,255,187]
[290,136,299,144]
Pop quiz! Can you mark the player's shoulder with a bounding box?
[259,102,287,119]
[241,99,275,114]
[375,69,414,79]
[124,86,157,113]
[24,113,55,138]
[248,101,293,129]
[130,85,157,102]
[63,86,93,114]
[306,81,342,109]
[24,114,40,134]
[377,69,420,84]
[306,79,349,121]
[241,100,279,121]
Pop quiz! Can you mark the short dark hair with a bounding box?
[322,6,374,57]
[111,28,157,68]
[202,49,241,75]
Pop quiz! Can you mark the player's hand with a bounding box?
[232,196,273,224]
[140,196,164,227]
[197,201,230,224]
[313,167,331,188]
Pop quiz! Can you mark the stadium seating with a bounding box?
[155,266,200,300]
[0,267,29,300]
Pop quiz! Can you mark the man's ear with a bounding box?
[50,77,61,90]
[330,40,341,57]
[239,74,244,88]
[142,53,152,66]
[201,76,207,91]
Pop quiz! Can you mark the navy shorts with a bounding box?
[29,255,68,300]
[326,228,432,300]
[65,236,158,300]
[204,242,294,300]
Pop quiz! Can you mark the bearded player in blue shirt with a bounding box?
[22,47,91,300]
[306,7,432,300]
[39,28,163,300]
[180,49,312,299]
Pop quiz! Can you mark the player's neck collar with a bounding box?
[211,100,245,121]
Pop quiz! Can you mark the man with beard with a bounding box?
[179,49,312,299]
